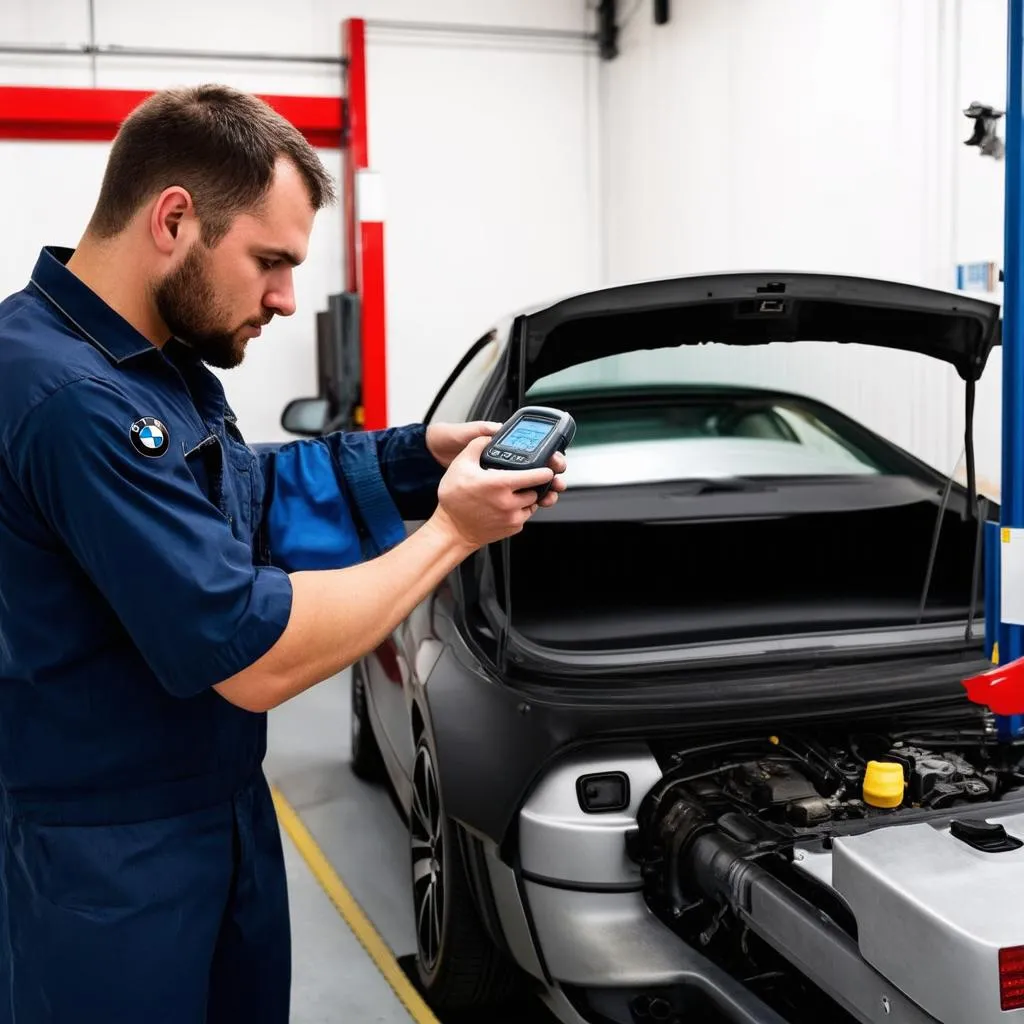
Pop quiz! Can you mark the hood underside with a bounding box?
[519,272,1002,390]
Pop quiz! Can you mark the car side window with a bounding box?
[426,331,503,424]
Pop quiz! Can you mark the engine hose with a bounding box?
[685,828,762,911]
[679,829,942,1024]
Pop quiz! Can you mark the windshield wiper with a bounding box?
[666,475,872,496]
[667,477,774,496]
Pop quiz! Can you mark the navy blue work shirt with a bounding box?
[0,246,444,826]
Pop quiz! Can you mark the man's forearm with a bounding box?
[214,514,473,712]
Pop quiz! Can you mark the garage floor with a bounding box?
[263,672,563,1024]
[264,671,419,1023]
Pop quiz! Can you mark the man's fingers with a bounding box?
[461,435,493,458]
[507,488,542,510]
[500,488,534,510]
[462,420,502,440]
[548,452,567,474]
[499,465,555,490]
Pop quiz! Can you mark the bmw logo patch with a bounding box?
[130,417,169,458]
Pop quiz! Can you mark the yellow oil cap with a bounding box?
[863,761,905,809]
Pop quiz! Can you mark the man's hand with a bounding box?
[430,436,568,551]
[426,421,503,468]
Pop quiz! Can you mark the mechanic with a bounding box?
[0,84,565,1024]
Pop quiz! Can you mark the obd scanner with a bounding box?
[481,406,575,499]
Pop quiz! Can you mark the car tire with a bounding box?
[350,667,386,782]
[410,733,523,1011]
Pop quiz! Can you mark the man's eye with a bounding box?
[258,257,277,271]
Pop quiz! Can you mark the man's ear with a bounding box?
[150,186,194,255]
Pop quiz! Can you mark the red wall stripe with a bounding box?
[0,85,344,148]
[342,17,388,430]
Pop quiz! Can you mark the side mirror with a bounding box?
[281,397,330,436]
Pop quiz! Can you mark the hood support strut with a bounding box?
[966,376,978,515]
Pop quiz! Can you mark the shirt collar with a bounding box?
[29,246,160,365]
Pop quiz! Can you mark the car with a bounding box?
[315,273,1022,1024]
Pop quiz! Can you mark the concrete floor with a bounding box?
[264,672,568,1024]
[280,832,411,1023]
[265,670,416,1023]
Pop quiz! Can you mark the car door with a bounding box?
[367,329,505,785]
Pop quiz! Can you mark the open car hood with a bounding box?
[516,272,1002,390]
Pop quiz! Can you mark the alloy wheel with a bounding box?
[411,741,444,972]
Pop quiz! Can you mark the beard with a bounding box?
[153,243,268,370]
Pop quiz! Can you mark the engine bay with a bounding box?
[658,732,1001,833]
[628,714,1024,1023]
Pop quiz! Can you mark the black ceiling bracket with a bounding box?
[598,0,619,60]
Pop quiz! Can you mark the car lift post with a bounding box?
[994,0,1024,738]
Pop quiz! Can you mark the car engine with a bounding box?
[629,723,1024,1024]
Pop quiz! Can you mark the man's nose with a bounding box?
[264,276,296,317]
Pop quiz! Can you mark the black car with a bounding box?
[323,274,1021,1024]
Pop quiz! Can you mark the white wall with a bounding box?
[0,0,600,440]
[6,0,1017,482]
[364,19,601,425]
[597,0,1006,497]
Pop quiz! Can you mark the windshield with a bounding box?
[526,341,967,490]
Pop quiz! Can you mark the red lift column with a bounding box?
[342,18,388,431]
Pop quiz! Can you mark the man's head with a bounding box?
[85,84,335,368]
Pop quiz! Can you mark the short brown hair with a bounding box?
[87,84,336,245]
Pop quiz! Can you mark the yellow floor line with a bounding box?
[271,785,442,1024]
